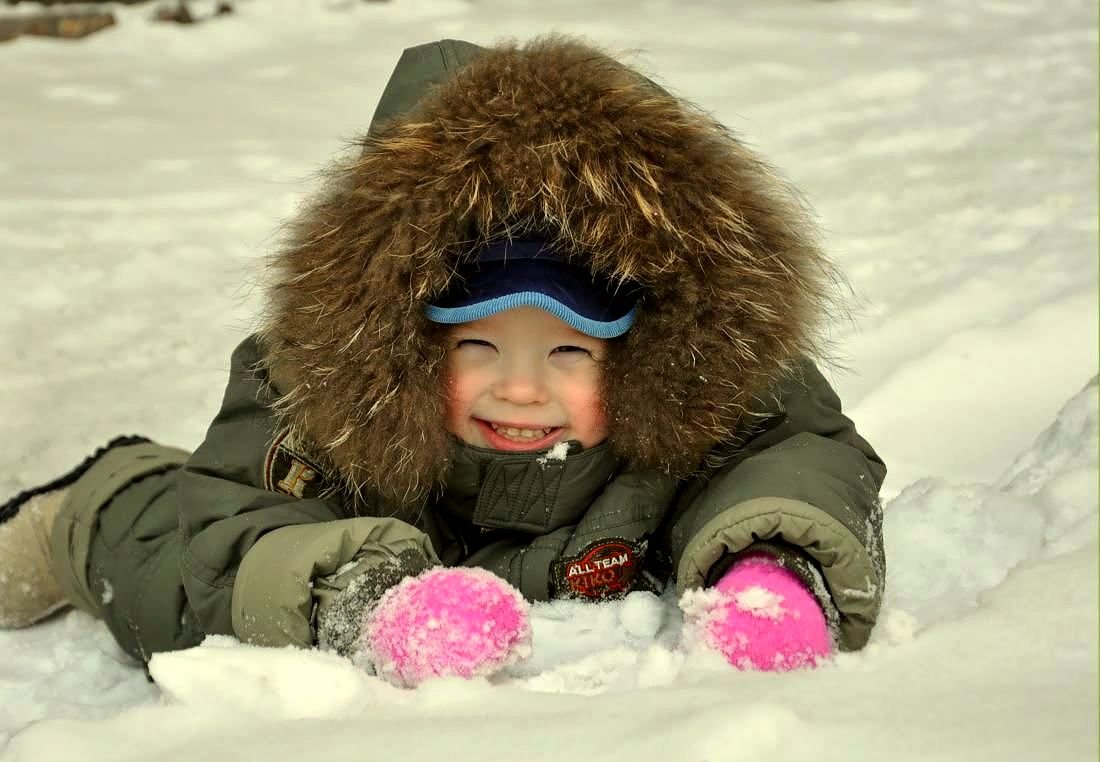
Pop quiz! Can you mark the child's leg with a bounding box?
[75,454,198,662]
[0,437,190,660]
[52,440,187,615]
[0,436,155,628]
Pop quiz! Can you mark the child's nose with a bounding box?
[492,368,549,405]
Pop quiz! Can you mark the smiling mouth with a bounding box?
[474,419,565,451]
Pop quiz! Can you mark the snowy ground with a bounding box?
[1,0,1096,760]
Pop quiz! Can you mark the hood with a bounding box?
[260,36,835,504]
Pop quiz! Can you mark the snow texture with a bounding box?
[0,0,1096,759]
[732,587,786,621]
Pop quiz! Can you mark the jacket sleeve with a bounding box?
[177,336,438,648]
[666,358,887,651]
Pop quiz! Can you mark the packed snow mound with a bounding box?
[998,376,1099,555]
[149,636,405,718]
[882,376,1098,626]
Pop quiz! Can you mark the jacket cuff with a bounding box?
[232,517,439,649]
[677,496,880,651]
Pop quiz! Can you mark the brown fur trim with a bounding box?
[260,36,836,504]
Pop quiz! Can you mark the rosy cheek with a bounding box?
[569,385,609,442]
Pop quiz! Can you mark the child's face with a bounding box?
[443,307,609,452]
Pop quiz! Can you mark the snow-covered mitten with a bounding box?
[363,567,532,688]
[685,552,831,671]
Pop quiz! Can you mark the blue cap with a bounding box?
[424,237,640,339]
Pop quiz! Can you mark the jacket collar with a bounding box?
[436,437,622,533]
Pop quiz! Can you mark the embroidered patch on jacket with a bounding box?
[552,537,646,600]
[263,429,326,499]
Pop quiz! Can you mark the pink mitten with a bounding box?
[363,567,532,688]
[690,553,831,671]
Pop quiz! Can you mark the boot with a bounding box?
[0,434,150,628]
[0,487,68,628]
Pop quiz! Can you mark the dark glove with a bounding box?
[316,548,435,659]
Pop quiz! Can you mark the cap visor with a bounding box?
[424,292,636,339]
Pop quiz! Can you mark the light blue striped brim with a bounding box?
[424,291,637,339]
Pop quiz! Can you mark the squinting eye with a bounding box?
[455,339,496,350]
[551,345,591,356]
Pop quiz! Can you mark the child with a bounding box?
[0,37,885,686]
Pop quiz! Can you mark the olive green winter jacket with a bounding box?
[177,333,884,656]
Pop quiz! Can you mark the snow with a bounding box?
[537,441,572,465]
[732,587,786,621]
[617,590,665,640]
[0,0,1096,759]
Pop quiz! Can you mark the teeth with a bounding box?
[489,423,553,440]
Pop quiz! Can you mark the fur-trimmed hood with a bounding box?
[260,36,834,504]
